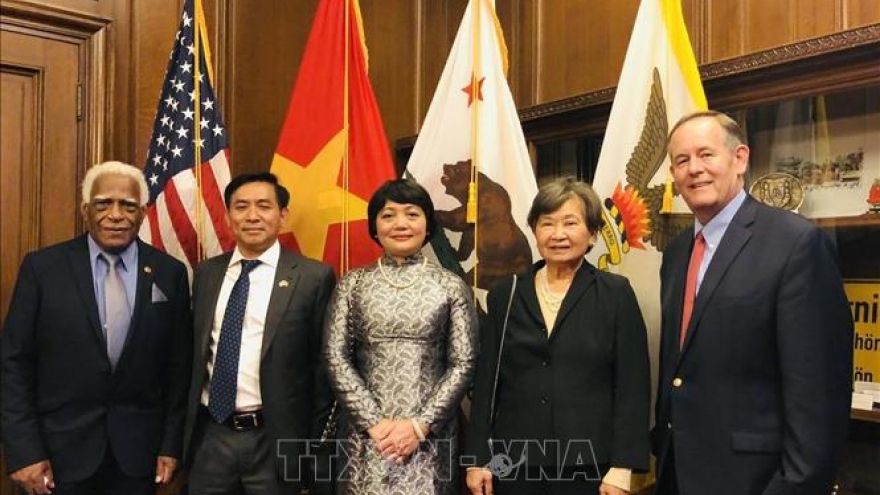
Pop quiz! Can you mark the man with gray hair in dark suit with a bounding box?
[653,112,853,495]
[2,161,191,495]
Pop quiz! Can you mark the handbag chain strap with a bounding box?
[488,274,517,426]
[319,269,365,443]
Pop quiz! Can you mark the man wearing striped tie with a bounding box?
[2,161,191,495]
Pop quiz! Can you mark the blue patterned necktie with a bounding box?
[101,253,130,371]
[208,259,261,423]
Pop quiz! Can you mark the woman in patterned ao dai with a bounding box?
[324,179,478,495]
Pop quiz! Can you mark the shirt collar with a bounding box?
[694,189,747,244]
[229,240,280,269]
[87,234,138,270]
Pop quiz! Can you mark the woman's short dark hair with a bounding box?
[224,172,290,208]
[527,177,604,235]
[367,179,438,246]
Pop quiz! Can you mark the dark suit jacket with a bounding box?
[183,247,335,482]
[466,260,650,472]
[1,235,191,481]
[653,195,853,495]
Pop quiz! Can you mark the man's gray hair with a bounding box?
[81,161,150,206]
[668,110,746,151]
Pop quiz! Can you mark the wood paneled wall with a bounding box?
[701,0,871,60]
[217,0,878,176]
[9,0,877,176]
[1,1,879,492]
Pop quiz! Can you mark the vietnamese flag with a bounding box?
[270,0,396,274]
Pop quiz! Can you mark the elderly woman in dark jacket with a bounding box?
[466,177,650,495]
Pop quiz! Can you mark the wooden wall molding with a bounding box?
[510,24,880,144]
[703,23,880,109]
[2,0,111,170]
[1,0,109,34]
[518,87,615,142]
[0,63,44,252]
[519,86,614,122]
[701,23,880,80]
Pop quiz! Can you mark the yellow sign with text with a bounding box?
[846,280,880,383]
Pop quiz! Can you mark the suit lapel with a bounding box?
[680,198,756,353]
[518,266,547,334]
[69,236,106,351]
[550,261,596,339]
[668,234,693,359]
[116,241,153,371]
[198,254,231,358]
[261,249,300,360]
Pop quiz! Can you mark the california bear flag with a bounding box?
[406,0,539,305]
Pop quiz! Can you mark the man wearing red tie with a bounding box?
[653,112,853,495]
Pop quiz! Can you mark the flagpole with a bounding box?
[660,0,673,215]
[193,0,205,261]
[467,0,484,290]
[341,0,352,275]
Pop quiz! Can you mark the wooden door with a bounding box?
[1,2,109,491]
[1,26,83,318]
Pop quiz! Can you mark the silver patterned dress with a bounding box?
[324,252,478,495]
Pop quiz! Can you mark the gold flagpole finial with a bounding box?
[661,172,674,214]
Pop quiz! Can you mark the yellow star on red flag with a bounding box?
[273,130,368,261]
[269,0,396,273]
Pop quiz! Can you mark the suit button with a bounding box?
[541,395,550,404]
[542,360,550,367]
[667,422,672,429]
[672,377,683,387]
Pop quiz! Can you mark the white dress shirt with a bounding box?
[201,241,280,411]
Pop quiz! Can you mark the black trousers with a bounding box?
[655,441,680,495]
[52,448,154,495]
[188,409,299,495]
[495,464,607,495]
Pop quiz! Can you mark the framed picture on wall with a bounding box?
[744,88,879,219]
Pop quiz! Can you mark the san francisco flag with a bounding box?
[406,0,538,304]
[270,0,396,274]
[587,0,706,441]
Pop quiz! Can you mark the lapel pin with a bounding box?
[144,266,152,274]
[278,280,289,288]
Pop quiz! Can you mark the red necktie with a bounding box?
[680,233,706,347]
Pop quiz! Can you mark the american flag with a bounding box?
[139,0,234,271]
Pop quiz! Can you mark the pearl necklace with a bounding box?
[537,268,566,311]
[537,259,584,311]
[378,255,427,289]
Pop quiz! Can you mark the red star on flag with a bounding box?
[461,75,485,107]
